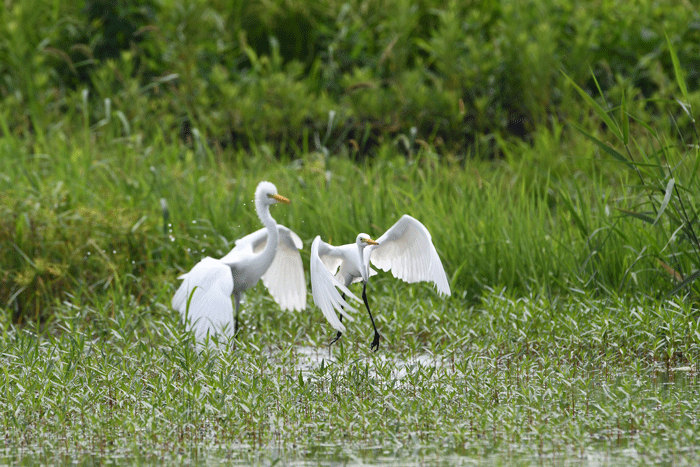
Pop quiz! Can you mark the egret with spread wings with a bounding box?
[310,214,450,351]
[172,181,306,341]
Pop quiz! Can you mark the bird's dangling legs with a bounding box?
[233,295,241,338]
[329,315,343,346]
[362,283,381,351]
[329,294,345,347]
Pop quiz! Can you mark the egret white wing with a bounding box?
[222,224,299,260]
[219,227,266,264]
[172,257,236,341]
[365,215,451,296]
[261,225,307,311]
[277,224,303,250]
[314,238,345,276]
[310,236,360,332]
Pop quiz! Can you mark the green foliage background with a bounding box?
[1,0,700,322]
[2,0,699,153]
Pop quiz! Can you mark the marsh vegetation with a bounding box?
[2,0,700,464]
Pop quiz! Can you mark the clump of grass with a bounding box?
[563,36,700,297]
[0,182,157,325]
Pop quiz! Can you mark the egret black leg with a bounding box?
[362,283,381,351]
[233,297,241,337]
[329,315,343,346]
[329,294,345,347]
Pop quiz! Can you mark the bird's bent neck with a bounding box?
[256,200,279,263]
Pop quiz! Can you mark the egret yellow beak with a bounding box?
[362,237,379,245]
[269,193,291,204]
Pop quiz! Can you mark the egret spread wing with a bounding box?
[172,257,236,341]
[310,236,360,332]
[261,225,307,311]
[314,238,345,276]
[365,214,451,296]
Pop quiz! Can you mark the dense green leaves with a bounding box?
[1,0,699,155]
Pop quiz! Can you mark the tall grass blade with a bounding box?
[616,209,655,224]
[653,177,675,225]
[562,71,622,141]
[667,269,700,297]
[621,90,629,146]
[657,259,683,282]
[570,123,630,167]
[557,186,588,238]
[665,32,689,104]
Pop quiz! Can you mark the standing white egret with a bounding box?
[172,181,306,341]
[310,214,451,351]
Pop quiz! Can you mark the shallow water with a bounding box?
[3,342,698,467]
[292,345,446,380]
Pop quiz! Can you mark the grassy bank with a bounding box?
[3,108,698,323]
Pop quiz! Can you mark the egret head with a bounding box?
[256,181,290,206]
[356,233,378,248]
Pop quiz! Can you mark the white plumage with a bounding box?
[310,236,360,333]
[172,181,306,342]
[365,215,451,296]
[310,214,450,351]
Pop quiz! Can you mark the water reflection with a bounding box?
[291,345,448,382]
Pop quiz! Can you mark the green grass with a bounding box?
[3,78,700,465]
[1,289,699,465]
[3,0,700,464]
[2,124,700,464]
[2,0,699,156]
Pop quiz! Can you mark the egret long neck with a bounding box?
[256,199,279,271]
[357,242,369,282]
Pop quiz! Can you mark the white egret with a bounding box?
[310,214,450,351]
[172,181,306,341]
